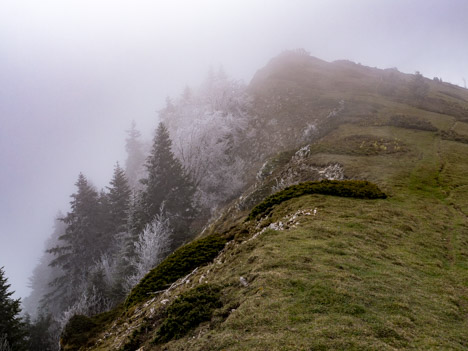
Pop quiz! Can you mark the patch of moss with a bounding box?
[247,180,387,220]
[125,234,227,308]
[153,284,222,344]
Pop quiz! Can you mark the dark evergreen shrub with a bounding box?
[153,284,222,344]
[61,315,96,350]
[247,180,387,220]
[125,234,227,308]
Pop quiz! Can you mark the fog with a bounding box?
[0,0,467,299]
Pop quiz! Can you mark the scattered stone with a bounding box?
[240,276,249,287]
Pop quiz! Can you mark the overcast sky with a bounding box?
[1,0,467,299]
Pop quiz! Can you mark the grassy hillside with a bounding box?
[69,52,468,350]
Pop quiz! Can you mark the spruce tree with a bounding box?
[141,122,196,248]
[101,164,132,300]
[0,267,27,351]
[24,214,66,320]
[112,192,143,297]
[48,173,102,309]
[106,163,131,237]
[25,313,58,351]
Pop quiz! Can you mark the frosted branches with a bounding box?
[123,212,172,291]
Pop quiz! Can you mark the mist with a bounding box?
[0,0,467,299]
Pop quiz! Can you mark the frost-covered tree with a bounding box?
[0,267,27,351]
[56,285,111,331]
[160,69,251,213]
[123,211,172,291]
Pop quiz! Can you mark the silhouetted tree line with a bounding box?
[19,122,197,349]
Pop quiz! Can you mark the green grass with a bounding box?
[160,117,468,350]
[308,134,408,156]
[164,192,468,350]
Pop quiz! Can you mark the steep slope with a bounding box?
[65,51,468,350]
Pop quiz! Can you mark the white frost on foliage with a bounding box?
[93,253,119,291]
[124,212,172,291]
[302,122,318,140]
[58,286,112,330]
[160,70,251,212]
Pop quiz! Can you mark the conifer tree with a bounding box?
[95,163,132,260]
[140,122,196,248]
[111,192,142,297]
[98,164,132,301]
[0,267,27,351]
[125,121,146,189]
[48,173,102,309]
[23,214,65,320]
[25,313,58,351]
[106,163,131,237]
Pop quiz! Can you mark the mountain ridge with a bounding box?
[62,51,468,350]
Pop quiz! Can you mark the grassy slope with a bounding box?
[161,123,468,350]
[84,55,468,350]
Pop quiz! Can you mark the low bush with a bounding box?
[387,114,437,132]
[247,180,387,220]
[439,130,468,144]
[125,234,227,308]
[60,315,96,351]
[153,284,222,344]
[60,306,123,351]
